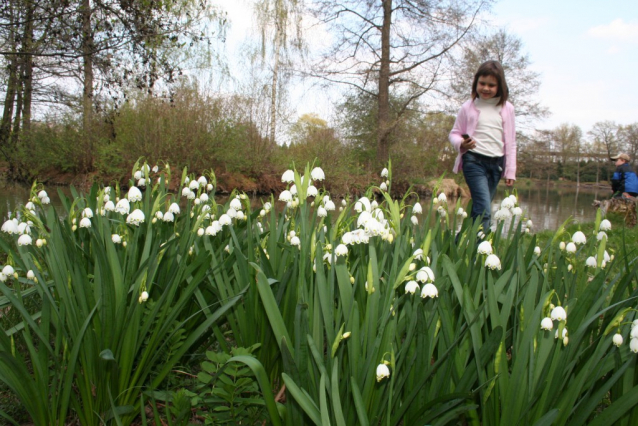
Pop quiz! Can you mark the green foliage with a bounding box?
[0,163,241,426]
[194,345,270,425]
[2,160,638,425]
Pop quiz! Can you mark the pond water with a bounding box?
[0,182,605,231]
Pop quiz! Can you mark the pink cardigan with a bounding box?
[449,99,517,180]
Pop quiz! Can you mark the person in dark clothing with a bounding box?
[610,153,638,199]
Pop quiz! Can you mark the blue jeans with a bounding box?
[462,151,504,232]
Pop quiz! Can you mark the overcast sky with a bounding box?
[214,0,638,134]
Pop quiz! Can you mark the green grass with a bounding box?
[534,213,638,257]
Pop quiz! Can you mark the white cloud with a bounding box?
[587,19,638,43]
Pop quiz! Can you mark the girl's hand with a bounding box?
[505,179,514,187]
[460,136,476,150]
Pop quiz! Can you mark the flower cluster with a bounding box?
[540,305,568,344]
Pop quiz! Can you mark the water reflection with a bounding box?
[0,182,604,231]
[489,184,601,231]
[0,184,71,221]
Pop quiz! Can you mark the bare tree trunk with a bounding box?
[11,70,23,149]
[376,0,392,166]
[0,0,19,151]
[0,57,18,150]
[81,0,94,169]
[269,0,282,144]
[22,0,34,135]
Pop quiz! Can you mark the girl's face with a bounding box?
[477,75,499,100]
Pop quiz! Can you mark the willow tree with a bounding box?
[254,0,305,144]
[311,0,488,166]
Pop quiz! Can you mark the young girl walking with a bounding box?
[449,60,516,233]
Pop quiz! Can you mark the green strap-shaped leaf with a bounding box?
[251,263,294,357]
[227,355,283,426]
[319,373,332,426]
[331,359,346,426]
[282,373,321,425]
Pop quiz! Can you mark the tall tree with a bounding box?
[311,0,489,166]
[618,123,638,162]
[552,123,582,184]
[448,28,549,129]
[588,121,619,182]
[254,0,304,143]
[1,0,223,173]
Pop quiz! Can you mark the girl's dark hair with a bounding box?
[471,60,509,106]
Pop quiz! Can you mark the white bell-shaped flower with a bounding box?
[281,169,295,183]
[416,266,435,283]
[550,306,567,322]
[104,200,115,212]
[540,317,554,330]
[17,234,32,246]
[307,185,318,197]
[324,200,336,211]
[380,168,389,178]
[168,203,180,214]
[599,219,612,231]
[565,242,577,253]
[534,246,541,256]
[127,186,143,202]
[477,241,493,255]
[572,231,586,245]
[1,219,19,234]
[79,217,91,228]
[116,199,131,215]
[485,254,501,270]
[17,222,30,235]
[219,214,232,226]
[630,338,638,353]
[189,180,199,191]
[335,244,348,256]
[500,197,515,209]
[279,190,293,202]
[112,234,122,244]
[613,333,624,347]
[181,187,191,198]
[585,256,597,268]
[162,211,175,222]
[376,363,390,381]
[597,231,608,241]
[311,167,325,181]
[206,221,223,236]
[126,209,145,226]
[421,283,438,299]
[405,280,420,294]
[494,208,511,221]
[317,206,327,217]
